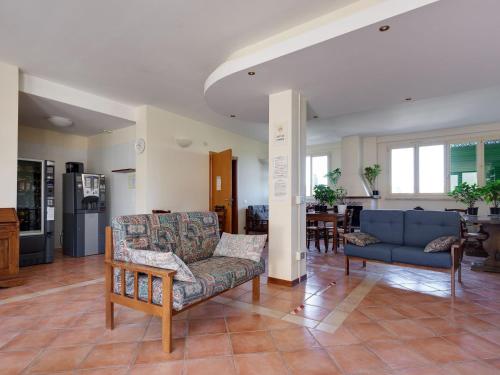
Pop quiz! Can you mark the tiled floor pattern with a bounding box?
[1,246,500,374]
[0,250,104,301]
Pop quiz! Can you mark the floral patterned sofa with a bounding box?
[105,211,265,352]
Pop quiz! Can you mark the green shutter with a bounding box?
[450,143,477,186]
[485,140,500,182]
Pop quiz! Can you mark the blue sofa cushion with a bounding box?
[360,210,405,245]
[404,210,461,248]
[344,243,398,262]
[392,246,452,268]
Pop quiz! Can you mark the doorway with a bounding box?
[209,149,238,234]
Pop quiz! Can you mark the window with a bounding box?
[449,142,477,190]
[305,155,328,196]
[391,147,414,194]
[389,136,500,196]
[485,139,500,182]
[419,145,445,193]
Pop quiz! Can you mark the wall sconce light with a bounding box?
[175,137,193,148]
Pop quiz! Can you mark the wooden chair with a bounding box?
[214,205,226,236]
[324,211,352,254]
[306,220,324,251]
[336,208,353,250]
[445,208,489,253]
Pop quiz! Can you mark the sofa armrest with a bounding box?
[106,259,176,278]
[451,238,465,268]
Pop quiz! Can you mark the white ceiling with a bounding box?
[19,92,134,136]
[205,0,500,142]
[0,0,356,141]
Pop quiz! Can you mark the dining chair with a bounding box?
[306,219,323,251]
[337,208,353,249]
[322,215,339,253]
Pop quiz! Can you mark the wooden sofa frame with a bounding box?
[344,238,465,297]
[104,227,261,353]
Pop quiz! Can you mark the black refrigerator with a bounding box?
[17,159,55,266]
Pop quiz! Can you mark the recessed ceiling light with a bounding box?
[230,114,236,118]
[404,97,413,101]
[102,129,113,134]
[379,25,390,32]
[47,116,73,128]
[247,71,255,76]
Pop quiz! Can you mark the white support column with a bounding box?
[0,62,19,208]
[268,90,307,284]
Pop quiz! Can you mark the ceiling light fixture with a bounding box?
[47,115,73,128]
[230,114,236,118]
[379,25,390,32]
[404,97,413,101]
[175,137,193,148]
[247,71,255,76]
[313,115,319,119]
[102,129,113,134]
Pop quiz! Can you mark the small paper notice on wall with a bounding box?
[273,122,287,145]
[47,207,54,221]
[274,178,288,199]
[216,176,222,191]
[272,156,288,179]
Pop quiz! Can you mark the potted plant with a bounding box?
[313,184,334,212]
[364,164,382,197]
[481,180,500,215]
[448,182,482,215]
[335,187,348,214]
[325,168,342,186]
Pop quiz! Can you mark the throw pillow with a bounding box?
[424,236,460,253]
[213,232,267,262]
[123,246,196,283]
[343,232,381,247]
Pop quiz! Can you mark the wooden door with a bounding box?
[209,149,232,233]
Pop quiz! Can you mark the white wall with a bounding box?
[306,141,341,171]
[17,126,88,245]
[136,105,268,233]
[87,126,136,223]
[0,62,19,207]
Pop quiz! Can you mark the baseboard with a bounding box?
[267,274,307,287]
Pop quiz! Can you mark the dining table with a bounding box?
[465,215,500,273]
[306,211,345,253]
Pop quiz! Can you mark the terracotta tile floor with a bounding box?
[1,247,500,374]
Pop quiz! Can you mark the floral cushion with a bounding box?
[424,236,460,253]
[122,247,196,283]
[177,212,220,264]
[114,256,265,310]
[112,214,152,262]
[150,213,182,253]
[344,232,381,247]
[213,233,267,262]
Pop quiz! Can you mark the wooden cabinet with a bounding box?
[0,208,21,287]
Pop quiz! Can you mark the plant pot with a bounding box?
[467,207,479,216]
[337,205,347,214]
[490,207,500,215]
[372,190,380,198]
[314,205,327,212]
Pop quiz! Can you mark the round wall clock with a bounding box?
[135,138,146,154]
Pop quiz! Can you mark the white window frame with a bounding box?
[306,153,330,198]
[388,141,448,199]
[387,134,500,199]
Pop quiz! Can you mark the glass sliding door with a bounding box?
[17,159,44,235]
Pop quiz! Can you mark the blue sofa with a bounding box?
[344,210,464,296]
